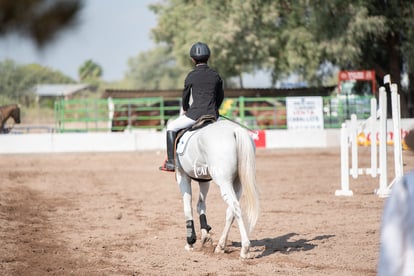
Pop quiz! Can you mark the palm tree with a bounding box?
[78,59,103,82]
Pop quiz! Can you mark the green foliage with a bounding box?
[0,59,75,106]
[150,0,285,85]
[149,0,414,90]
[78,59,103,88]
[124,46,188,89]
[0,93,14,106]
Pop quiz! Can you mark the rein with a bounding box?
[219,115,257,133]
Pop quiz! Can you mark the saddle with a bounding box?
[176,114,217,143]
[175,115,217,157]
[174,115,217,181]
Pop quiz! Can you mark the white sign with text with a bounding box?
[286,97,324,129]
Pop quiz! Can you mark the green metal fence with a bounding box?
[54,95,374,133]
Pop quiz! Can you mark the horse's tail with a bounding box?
[234,127,260,234]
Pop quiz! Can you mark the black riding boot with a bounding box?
[159,130,177,171]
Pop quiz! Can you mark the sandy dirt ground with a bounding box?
[1,147,413,275]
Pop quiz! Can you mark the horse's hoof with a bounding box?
[241,252,260,259]
[214,245,225,254]
[200,229,212,247]
[184,243,194,251]
[240,246,255,259]
[240,251,255,259]
[240,252,253,259]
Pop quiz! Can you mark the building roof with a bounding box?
[33,84,90,97]
[102,86,336,99]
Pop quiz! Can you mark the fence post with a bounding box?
[159,97,165,129]
[239,96,245,123]
[59,99,65,133]
[107,97,114,132]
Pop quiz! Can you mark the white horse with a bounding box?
[378,171,414,275]
[174,119,260,259]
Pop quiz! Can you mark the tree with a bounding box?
[0,0,83,48]
[306,0,412,116]
[150,0,414,116]
[78,59,103,85]
[149,1,386,83]
[0,60,74,106]
[150,0,284,87]
[125,46,188,90]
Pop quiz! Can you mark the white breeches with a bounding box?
[167,115,195,132]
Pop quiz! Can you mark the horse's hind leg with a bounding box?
[215,180,239,254]
[232,180,252,259]
[215,205,235,254]
[177,173,196,250]
[197,181,212,247]
[215,179,252,258]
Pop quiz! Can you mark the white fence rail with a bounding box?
[0,129,341,154]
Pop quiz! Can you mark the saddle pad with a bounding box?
[176,130,196,155]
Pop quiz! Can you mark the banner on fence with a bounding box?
[356,129,409,149]
[286,97,324,129]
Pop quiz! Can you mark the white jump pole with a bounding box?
[366,97,378,177]
[375,83,404,197]
[391,83,403,180]
[337,74,403,197]
[376,87,389,197]
[350,114,360,178]
[336,122,353,196]
[336,97,378,196]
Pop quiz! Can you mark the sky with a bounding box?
[0,0,271,87]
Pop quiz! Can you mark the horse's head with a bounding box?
[0,104,20,129]
[10,105,21,124]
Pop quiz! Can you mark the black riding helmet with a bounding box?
[190,42,210,62]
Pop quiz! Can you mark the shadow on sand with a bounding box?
[232,232,335,258]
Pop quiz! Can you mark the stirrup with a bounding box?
[159,165,175,172]
[159,159,175,172]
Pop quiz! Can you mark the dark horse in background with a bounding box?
[111,100,181,132]
[232,100,287,129]
[0,104,21,133]
[246,100,287,128]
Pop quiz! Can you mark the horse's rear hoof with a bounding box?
[184,244,194,251]
[214,244,225,254]
[240,252,259,259]
[240,245,257,259]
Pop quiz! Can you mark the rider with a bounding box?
[159,42,224,172]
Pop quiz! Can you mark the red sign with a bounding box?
[338,70,376,94]
[250,130,266,148]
